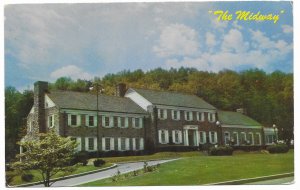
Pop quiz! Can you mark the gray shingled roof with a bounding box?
[218,111,262,127]
[132,88,216,110]
[47,91,147,114]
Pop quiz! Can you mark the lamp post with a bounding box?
[272,124,278,143]
[216,121,222,145]
[89,83,104,158]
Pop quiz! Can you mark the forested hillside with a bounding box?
[5,67,293,162]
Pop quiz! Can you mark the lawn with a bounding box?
[8,162,113,186]
[82,150,294,186]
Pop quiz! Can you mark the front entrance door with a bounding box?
[188,130,196,146]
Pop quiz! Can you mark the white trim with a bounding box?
[158,130,169,144]
[155,104,216,113]
[209,131,217,144]
[233,132,239,146]
[125,138,130,150]
[48,115,55,128]
[171,110,180,120]
[45,94,56,108]
[68,114,80,127]
[241,132,247,144]
[140,138,144,150]
[85,115,97,127]
[256,132,262,145]
[184,111,193,121]
[224,131,230,145]
[172,130,182,144]
[110,138,115,150]
[85,137,97,151]
[124,88,153,111]
[132,138,136,150]
[199,131,206,144]
[118,138,121,151]
[222,125,263,129]
[62,109,148,117]
[248,132,254,145]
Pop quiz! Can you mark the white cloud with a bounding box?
[50,65,93,80]
[281,24,293,34]
[153,23,199,57]
[205,32,216,47]
[222,29,249,53]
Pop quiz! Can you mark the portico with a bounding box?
[183,125,199,146]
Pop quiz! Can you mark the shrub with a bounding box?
[93,159,106,167]
[267,144,289,154]
[21,173,34,182]
[72,151,89,166]
[209,145,233,156]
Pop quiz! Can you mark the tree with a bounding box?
[11,130,78,187]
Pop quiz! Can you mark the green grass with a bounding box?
[8,163,113,186]
[89,151,202,164]
[82,150,294,186]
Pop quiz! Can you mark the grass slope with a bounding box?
[83,151,294,186]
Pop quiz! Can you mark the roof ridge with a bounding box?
[131,87,201,98]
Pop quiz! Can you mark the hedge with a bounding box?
[267,144,289,154]
[209,146,234,156]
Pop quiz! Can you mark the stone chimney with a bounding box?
[115,83,126,97]
[33,81,48,133]
[236,108,246,115]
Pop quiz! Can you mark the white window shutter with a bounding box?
[171,110,174,119]
[125,138,130,150]
[85,115,89,126]
[117,117,121,127]
[132,138,136,150]
[165,130,169,143]
[158,130,162,143]
[203,132,206,143]
[68,114,71,126]
[157,109,161,119]
[85,137,88,151]
[94,115,97,127]
[214,132,218,143]
[212,113,216,122]
[179,131,182,143]
[202,113,205,121]
[77,137,82,151]
[209,132,212,143]
[196,112,199,121]
[109,116,113,127]
[118,138,121,151]
[190,112,193,120]
[178,111,181,120]
[140,138,144,150]
[94,137,97,150]
[110,138,114,150]
[102,138,105,151]
[139,118,143,128]
[102,116,105,127]
[132,118,135,128]
[77,115,81,127]
[172,130,175,143]
[125,117,129,128]
[184,111,187,120]
[164,109,167,119]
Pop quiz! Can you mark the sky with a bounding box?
[4,1,293,91]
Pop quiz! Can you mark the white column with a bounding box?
[184,129,189,146]
[195,130,200,146]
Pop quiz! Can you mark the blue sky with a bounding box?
[4,1,293,91]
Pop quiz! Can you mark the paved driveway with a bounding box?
[31,158,179,187]
[245,176,294,185]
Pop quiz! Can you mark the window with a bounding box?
[71,115,77,125]
[224,132,230,145]
[233,132,239,145]
[172,110,180,120]
[102,116,111,127]
[48,115,54,128]
[197,112,204,121]
[71,137,81,151]
[85,115,96,127]
[133,118,142,128]
[172,130,182,144]
[118,117,128,128]
[255,133,261,145]
[132,138,139,150]
[159,130,169,144]
[248,133,254,145]
[102,138,114,151]
[241,132,247,145]
[88,138,94,150]
[208,113,216,122]
[185,111,193,121]
[199,131,206,144]
[121,138,126,151]
[209,131,217,144]
[265,135,274,144]
[158,109,167,119]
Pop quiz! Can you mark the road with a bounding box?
[32,158,179,187]
[245,176,294,185]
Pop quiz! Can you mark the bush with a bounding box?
[93,159,106,167]
[72,151,89,166]
[267,144,289,154]
[21,173,34,182]
[209,146,233,156]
